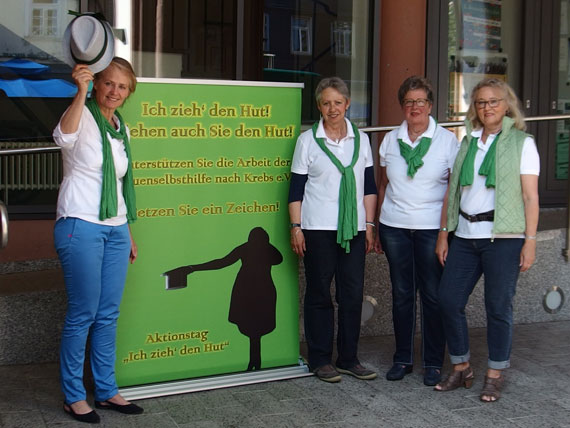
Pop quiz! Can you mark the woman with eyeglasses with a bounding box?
[434,78,539,402]
[375,76,459,386]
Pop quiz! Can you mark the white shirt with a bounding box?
[455,129,540,239]
[379,117,459,229]
[53,105,130,226]
[291,118,374,231]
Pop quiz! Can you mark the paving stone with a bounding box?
[1,321,570,427]
[0,411,46,428]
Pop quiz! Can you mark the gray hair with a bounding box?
[397,75,434,106]
[315,77,350,105]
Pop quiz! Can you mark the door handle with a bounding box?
[0,200,8,248]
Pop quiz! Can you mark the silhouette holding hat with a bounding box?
[163,227,283,371]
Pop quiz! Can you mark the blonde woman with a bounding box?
[435,78,539,402]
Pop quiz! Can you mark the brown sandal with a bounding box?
[434,366,474,391]
[480,375,504,402]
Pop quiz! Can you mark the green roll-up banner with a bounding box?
[115,79,302,388]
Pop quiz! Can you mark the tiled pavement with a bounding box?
[1,320,570,427]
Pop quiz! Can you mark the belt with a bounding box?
[459,209,495,222]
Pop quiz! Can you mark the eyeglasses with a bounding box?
[475,98,503,109]
[402,98,429,108]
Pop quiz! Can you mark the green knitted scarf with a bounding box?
[86,98,137,223]
[312,121,360,253]
[459,132,500,188]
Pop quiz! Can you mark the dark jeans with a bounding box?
[379,223,445,368]
[303,230,365,370]
[438,237,523,369]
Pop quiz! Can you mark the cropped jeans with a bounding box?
[54,217,131,405]
[379,223,445,368]
[303,230,365,370]
[438,236,524,370]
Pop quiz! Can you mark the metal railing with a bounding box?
[0,142,62,190]
[360,114,570,133]
[2,114,570,156]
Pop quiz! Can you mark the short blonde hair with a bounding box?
[94,57,137,96]
[466,78,525,131]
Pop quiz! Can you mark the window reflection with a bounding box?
[128,0,371,125]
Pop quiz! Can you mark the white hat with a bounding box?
[63,13,115,74]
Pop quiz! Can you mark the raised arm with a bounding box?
[59,64,94,134]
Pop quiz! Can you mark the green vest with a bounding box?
[447,116,529,235]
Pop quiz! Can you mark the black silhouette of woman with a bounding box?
[163,227,283,371]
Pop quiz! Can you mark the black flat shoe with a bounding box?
[386,364,413,381]
[423,367,442,386]
[95,400,144,415]
[63,403,100,424]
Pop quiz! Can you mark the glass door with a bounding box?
[446,0,523,121]
[522,0,568,205]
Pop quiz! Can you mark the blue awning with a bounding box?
[0,78,77,97]
[0,58,50,75]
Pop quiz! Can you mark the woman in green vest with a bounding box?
[434,78,539,402]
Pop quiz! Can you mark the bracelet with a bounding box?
[290,223,301,229]
[365,221,376,228]
[525,235,536,240]
[440,227,448,232]
[294,228,302,236]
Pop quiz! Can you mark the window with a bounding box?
[291,17,312,54]
[332,21,352,57]
[0,0,79,218]
[29,0,60,37]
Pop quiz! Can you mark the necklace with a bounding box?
[324,122,347,142]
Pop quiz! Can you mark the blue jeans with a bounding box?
[379,223,445,368]
[54,217,131,404]
[303,230,365,370]
[438,237,523,370]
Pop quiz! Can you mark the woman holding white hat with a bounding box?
[53,12,143,424]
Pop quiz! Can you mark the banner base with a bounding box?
[119,358,312,400]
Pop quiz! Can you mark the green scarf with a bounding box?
[459,132,500,188]
[86,98,137,223]
[398,135,432,178]
[312,121,360,253]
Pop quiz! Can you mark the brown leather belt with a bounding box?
[459,209,495,222]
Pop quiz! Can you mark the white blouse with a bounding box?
[379,116,460,229]
[53,106,130,226]
[291,118,374,231]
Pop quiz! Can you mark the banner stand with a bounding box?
[120,359,311,400]
[116,79,304,393]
